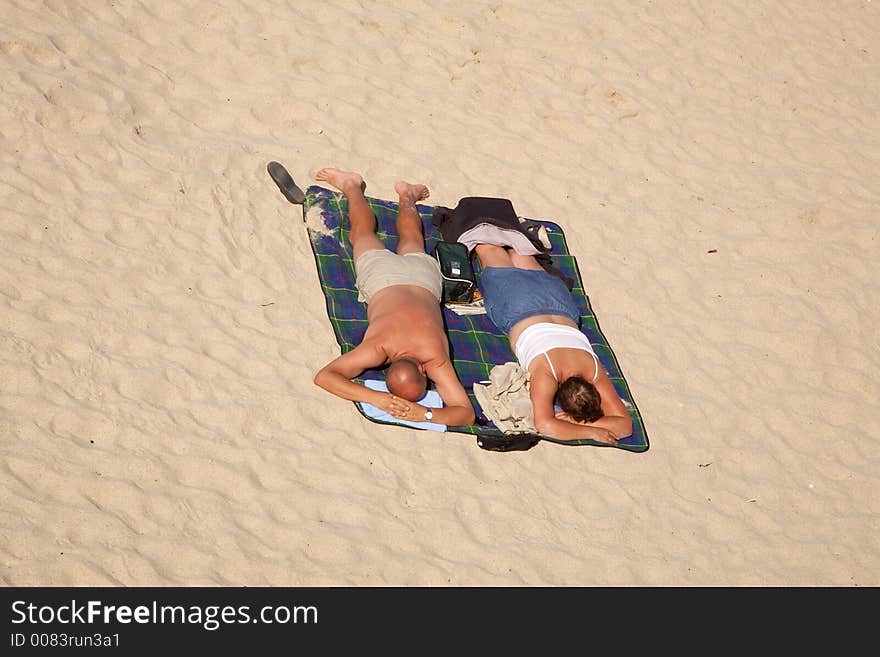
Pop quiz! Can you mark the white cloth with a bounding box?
[456,224,542,256]
[360,380,446,432]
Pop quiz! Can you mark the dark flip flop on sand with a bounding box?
[267,161,306,205]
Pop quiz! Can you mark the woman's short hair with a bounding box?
[556,375,604,423]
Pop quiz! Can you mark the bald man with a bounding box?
[312,168,475,428]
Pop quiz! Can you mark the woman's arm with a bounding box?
[591,368,633,438]
[553,411,631,441]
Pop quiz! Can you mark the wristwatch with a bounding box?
[424,409,433,422]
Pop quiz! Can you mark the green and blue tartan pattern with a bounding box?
[304,185,648,452]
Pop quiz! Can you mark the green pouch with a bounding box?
[432,241,475,304]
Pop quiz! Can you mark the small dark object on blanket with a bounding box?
[433,241,476,304]
[476,433,541,452]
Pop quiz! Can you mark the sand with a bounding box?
[1,0,878,586]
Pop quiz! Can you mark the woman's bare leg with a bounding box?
[474,244,544,271]
[474,244,513,268]
[509,251,545,271]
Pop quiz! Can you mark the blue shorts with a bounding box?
[479,267,580,334]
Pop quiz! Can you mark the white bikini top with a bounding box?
[514,322,600,383]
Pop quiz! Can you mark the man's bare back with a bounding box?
[363,285,450,368]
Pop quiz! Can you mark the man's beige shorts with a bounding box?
[355,249,443,303]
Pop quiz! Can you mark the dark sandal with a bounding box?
[267,161,306,205]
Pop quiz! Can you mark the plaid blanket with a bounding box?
[304,185,648,452]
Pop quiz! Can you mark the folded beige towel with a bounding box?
[473,362,536,434]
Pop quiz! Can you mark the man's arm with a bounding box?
[390,359,475,427]
[314,342,408,416]
[530,372,632,444]
[427,359,476,426]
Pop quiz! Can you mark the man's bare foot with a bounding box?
[394,180,430,204]
[315,168,365,194]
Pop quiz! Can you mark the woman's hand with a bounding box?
[554,410,617,444]
[587,428,618,445]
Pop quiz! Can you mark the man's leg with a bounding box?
[315,168,383,260]
[393,181,430,255]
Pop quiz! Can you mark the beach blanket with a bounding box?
[303,184,648,452]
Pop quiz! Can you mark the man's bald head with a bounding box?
[386,358,427,402]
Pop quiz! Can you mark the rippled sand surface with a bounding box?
[2,0,878,585]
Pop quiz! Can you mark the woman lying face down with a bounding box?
[474,243,632,445]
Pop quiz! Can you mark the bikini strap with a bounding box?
[543,352,559,382]
[590,351,600,383]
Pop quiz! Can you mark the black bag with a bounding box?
[432,241,476,304]
[475,433,541,452]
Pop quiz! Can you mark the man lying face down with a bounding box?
[312,167,475,428]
